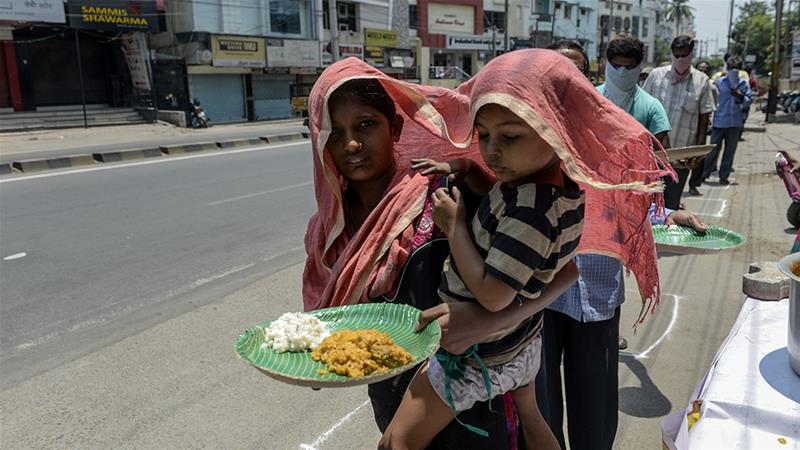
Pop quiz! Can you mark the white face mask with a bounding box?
[606,63,643,92]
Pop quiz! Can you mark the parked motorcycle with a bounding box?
[190,98,209,128]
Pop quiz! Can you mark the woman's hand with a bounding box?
[432,186,466,237]
[416,302,492,354]
[411,158,454,176]
[666,210,708,233]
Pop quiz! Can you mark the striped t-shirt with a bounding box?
[438,179,585,366]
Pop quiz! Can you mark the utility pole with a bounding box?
[504,0,510,52]
[768,0,785,121]
[726,0,735,53]
[328,0,339,62]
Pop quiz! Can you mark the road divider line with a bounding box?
[0,141,307,184]
[207,182,312,206]
[3,252,27,261]
[299,400,370,450]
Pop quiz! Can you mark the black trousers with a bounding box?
[535,308,620,450]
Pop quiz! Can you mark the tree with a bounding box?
[729,1,774,74]
[664,0,695,35]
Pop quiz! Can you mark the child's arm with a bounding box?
[411,158,494,195]
[432,187,519,312]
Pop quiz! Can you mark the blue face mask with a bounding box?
[605,63,643,92]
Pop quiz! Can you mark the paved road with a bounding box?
[0,124,793,449]
[0,120,306,164]
[0,141,313,389]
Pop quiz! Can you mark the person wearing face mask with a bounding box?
[643,36,716,205]
[597,35,671,148]
[702,56,752,185]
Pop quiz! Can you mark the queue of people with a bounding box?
[300,37,722,450]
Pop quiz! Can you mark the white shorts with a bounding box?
[427,335,542,412]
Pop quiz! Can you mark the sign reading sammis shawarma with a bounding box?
[67,0,160,32]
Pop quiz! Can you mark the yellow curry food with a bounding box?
[312,329,413,377]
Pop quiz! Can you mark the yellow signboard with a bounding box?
[211,35,266,68]
[365,28,397,48]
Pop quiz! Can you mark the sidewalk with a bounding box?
[0,119,306,165]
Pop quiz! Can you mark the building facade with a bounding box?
[552,0,599,63]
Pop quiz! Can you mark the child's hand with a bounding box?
[432,186,466,237]
[411,158,453,176]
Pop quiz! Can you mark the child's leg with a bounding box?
[512,383,561,450]
[379,363,456,450]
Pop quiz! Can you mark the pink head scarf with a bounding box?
[453,49,675,322]
[302,57,481,311]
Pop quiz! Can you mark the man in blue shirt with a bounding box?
[537,37,707,450]
[702,56,753,185]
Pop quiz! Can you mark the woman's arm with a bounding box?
[416,260,579,354]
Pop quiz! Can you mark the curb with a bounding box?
[2,132,309,176]
[217,138,265,149]
[743,126,767,133]
[93,148,163,162]
[160,142,220,155]
[12,154,96,173]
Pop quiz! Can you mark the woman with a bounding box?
[302,57,580,448]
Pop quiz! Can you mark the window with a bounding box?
[564,4,573,19]
[626,4,631,11]
[617,4,621,9]
[484,11,505,33]
[600,15,609,33]
[323,1,356,32]
[581,7,588,15]
[642,18,649,37]
[632,16,639,37]
[534,0,550,14]
[623,17,630,31]
[614,16,622,31]
[554,2,561,10]
[409,5,417,29]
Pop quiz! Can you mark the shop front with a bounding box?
[260,39,320,120]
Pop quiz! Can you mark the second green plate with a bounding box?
[653,224,746,254]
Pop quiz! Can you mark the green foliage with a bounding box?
[664,0,695,34]
[654,37,672,64]
[729,1,773,74]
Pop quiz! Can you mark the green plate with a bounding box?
[653,224,746,254]
[235,303,441,388]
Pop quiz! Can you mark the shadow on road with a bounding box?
[618,353,672,418]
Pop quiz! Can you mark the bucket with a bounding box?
[777,253,800,376]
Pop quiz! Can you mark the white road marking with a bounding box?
[3,252,27,261]
[207,181,312,205]
[626,293,681,359]
[683,198,729,218]
[0,141,306,184]
[299,400,371,450]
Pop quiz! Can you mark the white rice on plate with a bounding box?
[262,312,330,353]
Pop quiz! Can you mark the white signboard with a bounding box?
[792,31,800,81]
[428,3,474,35]
[0,0,66,23]
[120,32,152,92]
[266,39,321,68]
[446,35,504,51]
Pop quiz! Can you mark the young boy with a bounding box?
[379,100,584,450]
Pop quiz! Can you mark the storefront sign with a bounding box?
[211,35,266,68]
[428,3,474,35]
[67,1,159,32]
[338,44,364,59]
[266,39,320,68]
[446,35,503,51]
[291,96,309,113]
[365,28,397,48]
[120,32,152,91]
[365,46,385,68]
[0,0,65,23]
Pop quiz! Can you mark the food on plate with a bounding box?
[312,329,413,377]
[262,312,330,353]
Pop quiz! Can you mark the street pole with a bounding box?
[504,0,510,52]
[74,30,88,129]
[328,0,339,62]
[768,0,785,121]
[726,0,734,53]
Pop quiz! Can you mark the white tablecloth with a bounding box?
[662,297,800,449]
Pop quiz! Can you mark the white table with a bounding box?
[661,297,800,450]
